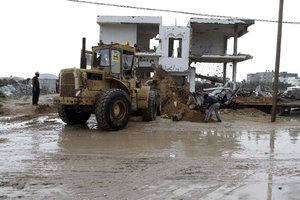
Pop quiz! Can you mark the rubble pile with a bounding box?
[0,84,32,97]
[0,77,32,97]
[280,87,300,100]
[151,68,206,122]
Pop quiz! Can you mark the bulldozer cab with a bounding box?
[91,44,135,79]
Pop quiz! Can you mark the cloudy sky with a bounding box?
[1,0,300,81]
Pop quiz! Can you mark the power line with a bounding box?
[66,0,300,25]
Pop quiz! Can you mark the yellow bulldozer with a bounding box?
[54,38,160,131]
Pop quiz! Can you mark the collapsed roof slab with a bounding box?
[190,54,253,63]
[189,18,255,38]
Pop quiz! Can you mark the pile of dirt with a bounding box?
[0,94,57,116]
[34,104,57,114]
[151,68,206,122]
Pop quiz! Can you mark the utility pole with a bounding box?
[271,0,284,122]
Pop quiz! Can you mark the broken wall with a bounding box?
[190,31,226,57]
[137,24,159,52]
[158,26,190,72]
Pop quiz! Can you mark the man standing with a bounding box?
[32,72,40,105]
[203,93,222,123]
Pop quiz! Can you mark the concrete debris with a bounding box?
[281,86,300,100]
[253,85,272,97]
[0,84,32,97]
[172,113,183,121]
[196,73,223,84]
[0,77,56,98]
[147,68,206,122]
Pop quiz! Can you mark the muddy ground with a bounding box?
[0,94,300,199]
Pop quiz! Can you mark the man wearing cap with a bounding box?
[203,93,222,123]
[32,72,40,105]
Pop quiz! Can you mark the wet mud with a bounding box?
[0,112,300,199]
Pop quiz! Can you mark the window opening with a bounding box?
[168,38,182,58]
[122,54,133,78]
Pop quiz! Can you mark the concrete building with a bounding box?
[247,71,300,86]
[247,71,274,83]
[279,72,300,86]
[97,16,254,92]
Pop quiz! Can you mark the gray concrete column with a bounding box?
[223,63,227,85]
[232,25,238,82]
[189,67,196,92]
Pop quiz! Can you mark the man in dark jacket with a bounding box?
[32,72,40,105]
[203,93,222,122]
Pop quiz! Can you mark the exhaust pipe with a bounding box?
[80,37,87,69]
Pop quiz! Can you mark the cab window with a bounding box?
[94,49,110,67]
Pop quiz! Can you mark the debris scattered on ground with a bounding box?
[280,86,300,100]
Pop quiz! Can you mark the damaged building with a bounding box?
[97,16,254,92]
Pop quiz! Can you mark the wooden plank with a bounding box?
[235,96,300,108]
[235,96,272,106]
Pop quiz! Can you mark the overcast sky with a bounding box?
[1,0,300,81]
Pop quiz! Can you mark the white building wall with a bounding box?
[158,26,190,72]
[100,24,137,46]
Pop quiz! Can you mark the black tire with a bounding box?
[142,90,157,121]
[58,105,91,125]
[95,89,131,131]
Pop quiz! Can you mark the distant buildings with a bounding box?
[246,71,300,86]
[247,71,274,83]
[279,72,300,86]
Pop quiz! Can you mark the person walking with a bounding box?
[203,93,222,123]
[32,72,40,105]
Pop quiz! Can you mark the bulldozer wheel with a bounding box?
[58,105,91,125]
[95,89,131,131]
[142,90,157,121]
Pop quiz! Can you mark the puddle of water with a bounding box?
[234,128,300,160]
[0,130,60,174]
[57,127,241,159]
[1,115,300,199]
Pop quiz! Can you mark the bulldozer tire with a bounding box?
[95,89,131,131]
[58,105,91,125]
[142,90,157,121]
